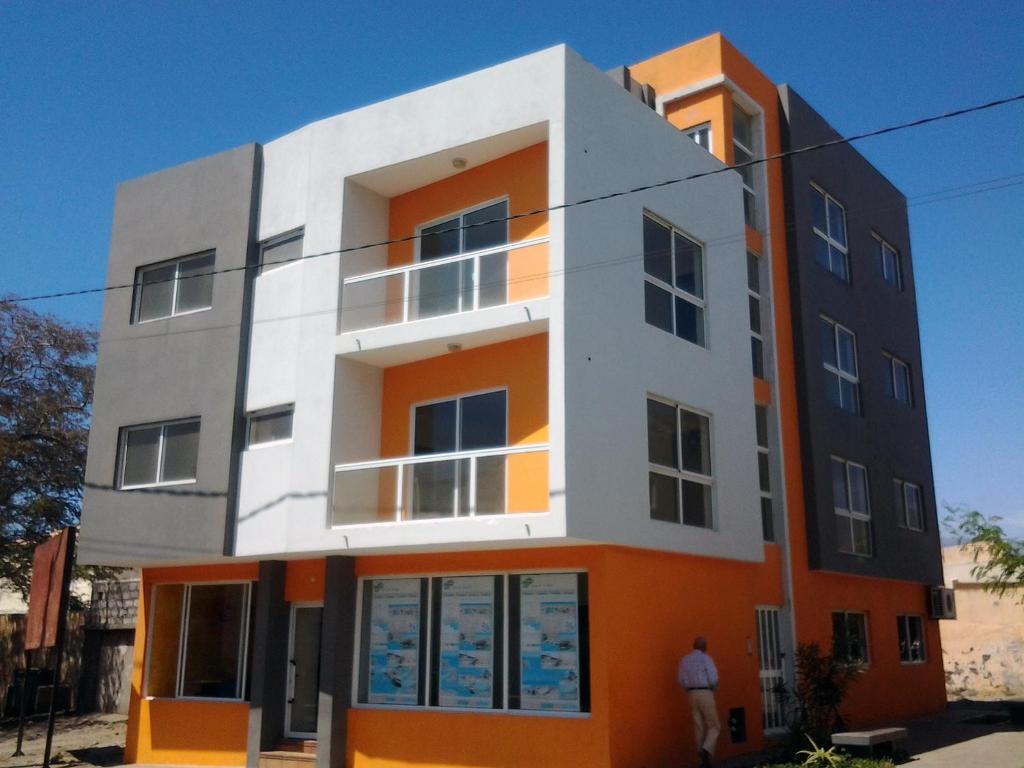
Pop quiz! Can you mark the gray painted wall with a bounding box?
[778,85,942,583]
[79,144,260,566]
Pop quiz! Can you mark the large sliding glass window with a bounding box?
[133,251,215,323]
[117,418,200,489]
[356,573,590,714]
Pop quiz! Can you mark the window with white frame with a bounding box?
[810,185,849,281]
[684,122,712,152]
[643,214,706,347]
[832,611,869,664]
[246,405,294,448]
[145,582,253,699]
[748,251,766,379]
[755,405,774,542]
[821,317,860,414]
[875,235,902,289]
[354,572,590,713]
[117,418,200,489]
[897,614,926,663]
[133,251,215,323]
[259,229,304,273]
[732,104,757,230]
[884,353,913,406]
[647,397,713,528]
[893,478,925,531]
[832,457,872,556]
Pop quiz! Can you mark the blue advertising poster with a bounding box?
[519,573,580,711]
[367,578,421,705]
[438,576,495,708]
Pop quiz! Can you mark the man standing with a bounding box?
[678,636,720,768]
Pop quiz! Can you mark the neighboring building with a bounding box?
[941,544,1024,700]
[78,34,946,768]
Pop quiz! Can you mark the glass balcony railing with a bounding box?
[339,237,549,332]
[332,444,549,526]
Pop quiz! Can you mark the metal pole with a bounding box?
[12,649,32,757]
[41,528,76,768]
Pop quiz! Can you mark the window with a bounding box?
[133,252,214,323]
[896,615,925,663]
[821,317,860,414]
[893,479,925,531]
[832,457,872,556]
[884,353,913,406]
[643,214,706,347]
[411,390,507,518]
[246,405,294,447]
[355,572,590,714]
[260,229,304,273]
[118,418,200,489]
[416,200,509,318]
[684,122,712,152]
[145,582,252,699]
[732,104,757,229]
[647,398,713,528]
[756,405,774,542]
[748,252,766,379]
[875,235,902,289]
[810,186,849,281]
[831,611,869,664]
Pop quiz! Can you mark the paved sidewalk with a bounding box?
[901,701,1023,767]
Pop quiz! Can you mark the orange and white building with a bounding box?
[80,34,947,768]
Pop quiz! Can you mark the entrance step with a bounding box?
[259,750,316,768]
[276,740,318,754]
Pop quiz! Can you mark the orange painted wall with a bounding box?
[286,558,327,603]
[126,563,258,766]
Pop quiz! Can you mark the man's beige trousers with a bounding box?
[688,689,721,755]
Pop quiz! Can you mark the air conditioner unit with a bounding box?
[929,586,956,619]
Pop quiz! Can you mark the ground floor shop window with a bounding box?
[355,572,589,713]
[145,582,253,700]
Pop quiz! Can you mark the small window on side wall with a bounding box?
[133,251,215,323]
[259,229,304,273]
[897,614,925,663]
[643,214,706,348]
[832,610,869,664]
[118,418,200,489]
[647,397,713,528]
[246,405,294,448]
[683,123,712,152]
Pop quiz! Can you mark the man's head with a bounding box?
[693,636,707,652]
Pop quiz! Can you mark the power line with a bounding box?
[7,91,1024,305]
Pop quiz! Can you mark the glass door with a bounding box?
[287,604,323,738]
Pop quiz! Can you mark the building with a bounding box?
[941,544,1024,700]
[78,34,947,768]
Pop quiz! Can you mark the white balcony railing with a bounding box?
[332,444,549,527]
[339,236,549,332]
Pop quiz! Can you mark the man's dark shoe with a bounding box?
[698,747,712,768]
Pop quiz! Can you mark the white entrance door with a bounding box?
[286,604,323,738]
[756,606,786,733]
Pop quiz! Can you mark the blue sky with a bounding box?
[2,1,1022,536]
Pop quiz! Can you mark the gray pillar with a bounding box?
[246,560,289,767]
[316,556,356,768]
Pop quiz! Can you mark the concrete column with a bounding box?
[246,560,289,767]
[316,556,356,768]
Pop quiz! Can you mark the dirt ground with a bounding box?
[0,714,125,768]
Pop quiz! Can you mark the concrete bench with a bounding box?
[831,727,907,757]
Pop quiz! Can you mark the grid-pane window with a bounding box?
[810,186,848,281]
[885,354,913,406]
[821,317,860,414]
[260,230,304,273]
[118,419,200,488]
[684,123,711,152]
[648,398,713,528]
[756,405,774,542]
[832,611,869,664]
[134,252,215,323]
[832,457,872,556]
[897,615,926,663]
[749,252,766,378]
[733,105,757,230]
[893,478,925,531]
[643,215,706,347]
[876,235,903,289]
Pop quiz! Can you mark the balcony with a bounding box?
[332,444,549,527]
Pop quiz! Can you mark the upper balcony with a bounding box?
[337,132,550,367]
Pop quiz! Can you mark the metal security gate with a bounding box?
[756,607,786,733]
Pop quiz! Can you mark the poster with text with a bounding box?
[519,573,580,711]
[367,578,421,705]
[438,575,495,708]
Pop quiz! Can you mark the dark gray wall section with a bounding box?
[317,556,356,768]
[247,561,289,765]
[778,85,942,583]
[79,144,260,565]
